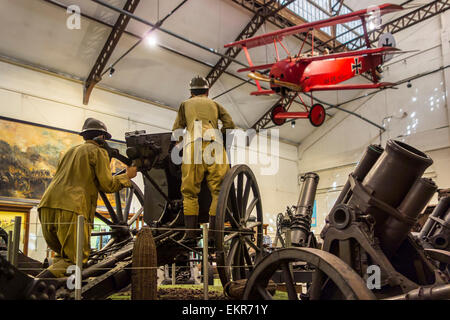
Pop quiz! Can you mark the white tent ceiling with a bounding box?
[0,0,409,144]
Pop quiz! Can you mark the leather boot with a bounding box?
[183,215,199,240]
[208,215,216,246]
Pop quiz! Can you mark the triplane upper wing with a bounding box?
[225,3,403,49]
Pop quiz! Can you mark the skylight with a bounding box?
[286,0,364,47]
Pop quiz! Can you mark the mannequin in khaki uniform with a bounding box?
[173,76,235,242]
[37,118,137,278]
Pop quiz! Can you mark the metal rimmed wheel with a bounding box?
[271,105,287,126]
[243,248,376,300]
[215,165,264,288]
[90,173,144,259]
[309,104,326,127]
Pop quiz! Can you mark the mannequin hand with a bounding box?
[126,166,137,179]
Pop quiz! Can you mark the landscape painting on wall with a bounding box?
[0,118,127,204]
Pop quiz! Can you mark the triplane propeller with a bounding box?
[225,3,411,127]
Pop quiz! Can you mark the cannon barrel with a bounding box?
[290,172,319,247]
[332,144,384,211]
[351,140,433,233]
[379,177,437,257]
[82,243,133,279]
[329,140,436,257]
[386,283,450,300]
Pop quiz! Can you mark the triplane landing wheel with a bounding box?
[270,105,287,126]
[215,165,264,288]
[243,248,376,300]
[309,103,326,127]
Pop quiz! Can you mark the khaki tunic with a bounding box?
[38,140,131,223]
[172,96,235,136]
[172,96,235,216]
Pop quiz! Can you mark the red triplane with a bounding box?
[225,3,408,127]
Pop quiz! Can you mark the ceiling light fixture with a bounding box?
[145,34,158,47]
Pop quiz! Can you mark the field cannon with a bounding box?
[0,130,264,300]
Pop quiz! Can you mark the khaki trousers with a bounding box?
[181,141,229,216]
[38,208,91,278]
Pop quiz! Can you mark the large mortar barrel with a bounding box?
[353,140,433,234]
[378,177,437,257]
[331,144,384,212]
[290,172,319,247]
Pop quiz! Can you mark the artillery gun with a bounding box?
[274,172,320,249]
[415,190,450,274]
[243,140,450,300]
[266,172,320,295]
[0,130,264,299]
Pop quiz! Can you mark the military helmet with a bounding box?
[79,118,112,140]
[190,75,209,90]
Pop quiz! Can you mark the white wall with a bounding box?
[298,12,450,235]
[0,59,299,255]
[229,134,300,237]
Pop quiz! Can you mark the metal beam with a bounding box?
[92,0,247,67]
[92,0,324,119]
[41,0,269,97]
[335,0,450,51]
[231,0,336,53]
[331,0,345,16]
[206,0,296,88]
[100,0,189,78]
[83,0,140,105]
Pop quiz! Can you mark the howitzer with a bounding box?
[291,173,319,248]
[314,140,450,299]
[243,140,450,300]
[274,172,319,249]
[267,173,320,293]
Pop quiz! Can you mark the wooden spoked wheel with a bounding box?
[214,165,264,287]
[243,248,376,300]
[91,177,145,258]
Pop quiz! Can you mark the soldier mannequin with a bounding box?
[36,118,137,278]
[172,76,235,243]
